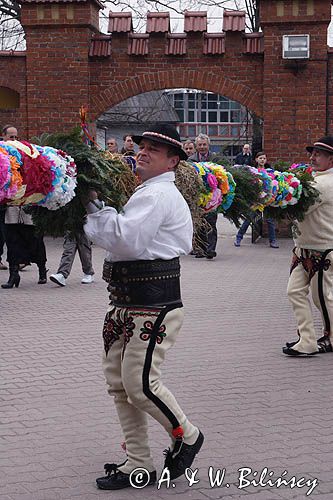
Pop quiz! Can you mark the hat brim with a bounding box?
[132,134,188,160]
[306,145,333,154]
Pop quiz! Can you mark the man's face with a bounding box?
[124,136,134,151]
[184,142,195,156]
[243,145,250,154]
[107,139,118,153]
[136,139,179,182]
[310,149,333,172]
[3,127,18,141]
[196,139,209,155]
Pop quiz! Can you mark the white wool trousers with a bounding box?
[101,303,198,474]
[287,248,333,353]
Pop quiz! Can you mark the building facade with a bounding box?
[0,0,332,163]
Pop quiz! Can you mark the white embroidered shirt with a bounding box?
[84,172,193,262]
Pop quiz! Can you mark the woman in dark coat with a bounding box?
[1,206,47,288]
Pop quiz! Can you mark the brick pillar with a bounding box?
[20,0,101,138]
[260,0,331,163]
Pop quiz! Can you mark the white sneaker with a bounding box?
[49,273,66,287]
[81,274,94,284]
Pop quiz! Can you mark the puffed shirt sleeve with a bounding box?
[84,188,165,259]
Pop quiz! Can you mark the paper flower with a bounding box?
[191,161,236,213]
[0,141,77,210]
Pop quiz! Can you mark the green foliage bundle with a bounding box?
[27,128,137,237]
[222,166,263,227]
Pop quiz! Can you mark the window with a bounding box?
[208,101,218,109]
[231,110,241,122]
[220,111,229,122]
[230,101,241,110]
[166,90,251,144]
[231,126,240,137]
[179,124,187,136]
[174,93,184,105]
[219,125,228,136]
[208,111,217,122]
[176,109,184,121]
[188,95,195,108]
[208,125,218,136]
[219,100,229,109]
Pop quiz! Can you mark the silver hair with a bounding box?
[195,133,210,145]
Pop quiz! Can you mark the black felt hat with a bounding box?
[132,124,188,160]
[306,136,333,154]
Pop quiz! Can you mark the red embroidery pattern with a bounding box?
[102,308,135,356]
[121,313,135,359]
[290,248,332,281]
[140,320,166,344]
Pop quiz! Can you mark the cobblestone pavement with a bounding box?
[1,217,332,500]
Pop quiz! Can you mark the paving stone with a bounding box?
[1,219,333,499]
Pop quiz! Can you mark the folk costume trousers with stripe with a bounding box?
[102,303,198,474]
[287,248,333,353]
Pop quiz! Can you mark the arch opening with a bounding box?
[96,88,263,163]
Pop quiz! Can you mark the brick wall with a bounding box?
[0,53,27,138]
[89,32,264,126]
[261,0,331,163]
[0,0,332,161]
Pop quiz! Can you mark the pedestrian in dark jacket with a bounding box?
[234,144,252,166]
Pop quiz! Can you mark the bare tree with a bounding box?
[0,0,24,50]
[102,0,259,33]
[1,0,20,21]
[0,1,260,50]
[98,90,179,128]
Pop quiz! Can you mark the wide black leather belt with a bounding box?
[105,258,182,307]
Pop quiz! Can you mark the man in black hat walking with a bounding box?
[84,124,203,489]
[283,136,333,357]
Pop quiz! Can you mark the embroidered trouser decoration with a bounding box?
[101,303,198,474]
[288,248,333,353]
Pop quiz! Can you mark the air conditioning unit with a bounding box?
[282,34,310,59]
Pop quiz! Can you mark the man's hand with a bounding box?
[84,190,105,214]
[88,189,98,202]
[81,189,98,209]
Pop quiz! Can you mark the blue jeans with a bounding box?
[237,217,276,242]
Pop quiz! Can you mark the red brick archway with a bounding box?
[91,70,263,122]
[0,0,332,162]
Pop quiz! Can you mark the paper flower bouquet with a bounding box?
[0,140,77,210]
[191,161,236,213]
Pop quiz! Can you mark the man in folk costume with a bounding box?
[283,136,333,356]
[84,124,204,490]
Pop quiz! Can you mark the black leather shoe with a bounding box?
[317,335,333,353]
[282,346,318,357]
[96,463,156,490]
[285,340,298,348]
[195,254,206,258]
[286,335,332,353]
[164,430,204,480]
[206,251,217,260]
[38,267,48,284]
